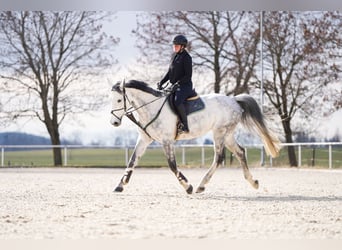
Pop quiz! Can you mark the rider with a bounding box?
[157,34,196,134]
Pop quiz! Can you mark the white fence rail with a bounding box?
[1,142,341,168]
[277,142,341,169]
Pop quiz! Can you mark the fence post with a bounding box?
[1,147,4,167]
[64,146,68,167]
[298,145,302,167]
[182,147,185,165]
[329,144,332,169]
[201,145,205,166]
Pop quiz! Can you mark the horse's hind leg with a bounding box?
[162,141,193,194]
[225,133,259,189]
[196,130,226,193]
[114,136,152,192]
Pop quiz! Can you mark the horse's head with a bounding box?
[110,79,164,127]
[110,81,126,127]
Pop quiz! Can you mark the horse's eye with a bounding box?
[117,99,122,103]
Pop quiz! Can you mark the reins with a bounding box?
[112,85,171,138]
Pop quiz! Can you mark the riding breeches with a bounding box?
[173,83,195,106]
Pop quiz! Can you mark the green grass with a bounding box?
[271,146,342,168]
[1,145,341,168]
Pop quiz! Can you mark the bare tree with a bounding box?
[0,11,119,166]
[133,11,260,94]
[259,11,341,166]
[322,12,342,110]
[222,12,260,95]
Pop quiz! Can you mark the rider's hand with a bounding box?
[157,82,163,90]
[171,83,180,91]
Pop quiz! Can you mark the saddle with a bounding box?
[167,92,205,115]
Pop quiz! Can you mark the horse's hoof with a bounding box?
[253,180,259,189]
[196,187,205,193]
[186,185,193,194]
[114,186,124,192]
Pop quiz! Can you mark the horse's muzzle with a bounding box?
[110,117,121,127]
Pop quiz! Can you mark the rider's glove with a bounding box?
[157,82,164,90]
[171,83,180,91]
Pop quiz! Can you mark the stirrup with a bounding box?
[177,122,189,134]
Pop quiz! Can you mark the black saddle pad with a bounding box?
[168,94,205,115]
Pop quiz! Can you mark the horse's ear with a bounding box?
[112,81,121,91]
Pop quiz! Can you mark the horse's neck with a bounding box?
[127,89,165,120]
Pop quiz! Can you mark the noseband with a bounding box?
[110,85,129,122]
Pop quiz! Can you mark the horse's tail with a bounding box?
[235,94,281,158]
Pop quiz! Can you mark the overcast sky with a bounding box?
[110,11,139,65]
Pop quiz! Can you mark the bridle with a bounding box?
[110,85,129,122]
[110,84,170,138]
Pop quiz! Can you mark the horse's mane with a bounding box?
[124,80,162,97]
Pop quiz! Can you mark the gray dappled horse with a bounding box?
[110,80,280,194]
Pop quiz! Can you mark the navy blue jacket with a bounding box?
[160,49,192,86]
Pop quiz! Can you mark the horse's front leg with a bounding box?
[114,136,152,192]
[162,142,193,194]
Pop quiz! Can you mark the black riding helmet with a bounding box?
[173,35,188,47]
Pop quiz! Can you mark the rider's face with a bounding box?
[173,44,182,53]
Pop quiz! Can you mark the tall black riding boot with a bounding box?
[175,103,189,133]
